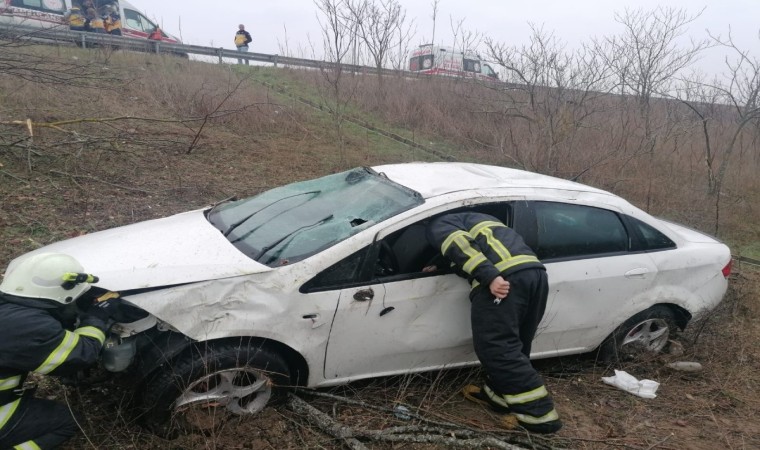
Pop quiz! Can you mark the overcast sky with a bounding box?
[130,0,759,75]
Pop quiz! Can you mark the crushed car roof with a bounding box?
[373,162,611,199]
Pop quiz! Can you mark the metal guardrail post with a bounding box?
[273,55,278,67]
[217,48,223,64]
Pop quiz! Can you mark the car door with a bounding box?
[319,222,478,382]
[512,201,660,357]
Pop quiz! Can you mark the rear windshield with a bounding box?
[207,167,424,267]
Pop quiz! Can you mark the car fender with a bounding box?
[122,272,335,375]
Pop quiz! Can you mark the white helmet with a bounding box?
[0,252,98,304]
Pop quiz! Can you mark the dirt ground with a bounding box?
[1,48,759,450]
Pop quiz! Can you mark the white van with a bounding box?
[0,0,181,43]
[409,44,499,82]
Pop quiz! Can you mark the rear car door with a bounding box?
[512,201,660,356]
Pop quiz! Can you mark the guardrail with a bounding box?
[0,22,402,76]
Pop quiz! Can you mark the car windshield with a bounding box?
[207,167,423,267]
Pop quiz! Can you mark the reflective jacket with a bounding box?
[66,7,85,28]
[234,30,252,47]
[0,295,106,432]
[426,212,544,290]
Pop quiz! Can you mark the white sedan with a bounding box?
[5,162,731,429]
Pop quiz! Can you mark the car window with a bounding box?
[534,202,628,260]
[207,167,424,267]
[11,0,65,13]
[627,216,676,251]
[301,247,371,292]
[124,8,155,32]
[371,202,512,281]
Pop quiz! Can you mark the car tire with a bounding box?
[598,305,677,363]
[139,341,291,436]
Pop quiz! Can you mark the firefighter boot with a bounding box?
[461,384,511,414]
[516,417,563,434]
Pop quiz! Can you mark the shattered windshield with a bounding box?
[207,167,423,267]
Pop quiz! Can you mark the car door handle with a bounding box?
[353,288,374,302]
[625,268,650,278]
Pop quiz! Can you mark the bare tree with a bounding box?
[429,0,439,46]
[673,28,760,232]
[449,16,482,58]
[485,25,611,175]
[593,7,709,148]
[347,0,414,87]
[314,0,356,163]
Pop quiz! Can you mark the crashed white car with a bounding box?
[5,162,732,426]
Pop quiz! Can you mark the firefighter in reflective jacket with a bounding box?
[426,212,562,434]
[0,253,117,449]
[64,6,86,31]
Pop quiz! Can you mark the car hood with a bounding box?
[8,209,269,291]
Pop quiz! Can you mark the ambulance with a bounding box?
[409,44,499,82]
[0,0,181,43]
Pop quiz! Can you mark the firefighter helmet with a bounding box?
[0,252,98,304]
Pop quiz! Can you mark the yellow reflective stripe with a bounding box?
[484,385,510,408]
[14,441,41,450]
[478,226,512,261]
[495,255,540,272]
[0,376,21,391]
[74,326,106,345]
[463,253,487,274]
[469,220,506,235]
[514,408,560,424]
[34,331,80,374]
[441,230,470,255]
[505,385,549,405]
[0,399,21,429]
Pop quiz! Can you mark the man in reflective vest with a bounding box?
[64,6,86,32]
[0,253,118,449]
[234,24,253,65]
[426,212,562,434]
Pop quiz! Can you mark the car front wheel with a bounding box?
[599,305,677,362]
[140,341,290,435]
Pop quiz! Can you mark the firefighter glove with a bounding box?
[85,297,120,321]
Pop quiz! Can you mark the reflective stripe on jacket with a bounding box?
[0,296,106,429]
[426,212,543,290]
[234,30,252,47]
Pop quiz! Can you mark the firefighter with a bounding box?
[84,7,105,33]
[426,212,562,434]
[103,5,122,36]
[0,252,118,449]
[64,5,86,31]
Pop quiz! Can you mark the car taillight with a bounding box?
[722,260,732,278]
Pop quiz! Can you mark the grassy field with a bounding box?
[1,44,759,449]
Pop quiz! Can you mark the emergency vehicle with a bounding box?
[0,0,181,43]
[409,44,499,81]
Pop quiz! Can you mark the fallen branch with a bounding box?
[287,393,369,450]
[287,391,559,450]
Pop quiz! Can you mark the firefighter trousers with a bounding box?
[0,397,77,450]
[471,268,559,426]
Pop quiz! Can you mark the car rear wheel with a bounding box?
[140,341,290,436]
[599,305,677,363]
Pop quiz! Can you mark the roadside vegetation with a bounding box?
[0,4,759,448]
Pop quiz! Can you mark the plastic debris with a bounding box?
[601,370,660,399]
[393,405,412,420]
[665,361,703,372]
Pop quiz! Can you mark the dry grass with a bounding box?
[0,44,759,449]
